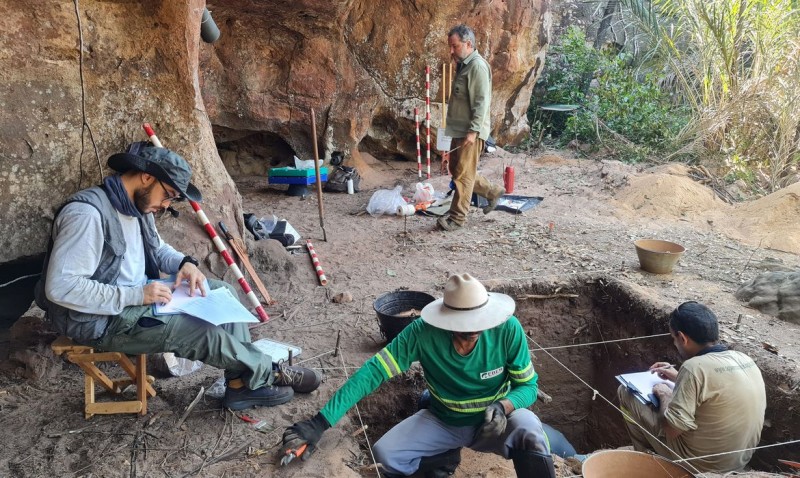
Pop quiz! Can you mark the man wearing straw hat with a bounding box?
[35,143,320,411]
[437,24,506,231]
[617,301,766,473]
[280,273,556,477]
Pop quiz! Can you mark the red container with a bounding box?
[503,166,515,194]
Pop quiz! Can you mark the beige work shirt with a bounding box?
[665,350,766,472]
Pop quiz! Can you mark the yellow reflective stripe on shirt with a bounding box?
[375,348,401,379]
[428,381,511,413]
[509,363,535,383]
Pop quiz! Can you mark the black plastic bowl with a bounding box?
[373,291,436,343]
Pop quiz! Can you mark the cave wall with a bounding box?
[200,0,550,160]
[0,0,549,265]
[0,0,241,266]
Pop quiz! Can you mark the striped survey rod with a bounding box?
[415,107,421,178]
[305,239,328,286]
[425,65,431,179]
[142,123,269,323]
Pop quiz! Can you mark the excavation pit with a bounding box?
[355,275,800,474]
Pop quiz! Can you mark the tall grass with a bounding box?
[621,0,800,191]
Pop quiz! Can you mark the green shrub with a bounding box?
[530,26,690,161]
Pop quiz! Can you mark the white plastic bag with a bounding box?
[412,182,435,203]
[149,352,203,377]
[366,186,406,216]
[293,155,323,169]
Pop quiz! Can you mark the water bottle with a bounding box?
[346,178,354,194]
[503,166,515,194]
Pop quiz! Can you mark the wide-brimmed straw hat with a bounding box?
[107,142,202,202]
[421,273,515,332]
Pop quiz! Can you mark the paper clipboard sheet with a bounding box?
[616,371,670,407]
[252,338,302,364]
[150,277,258,325]
[177,287,259,326]
[151,277,210,315]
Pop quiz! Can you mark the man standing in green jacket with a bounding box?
[438,24,506,231]
[280,274,556,477]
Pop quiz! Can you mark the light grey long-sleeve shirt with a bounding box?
[45,202,184,316]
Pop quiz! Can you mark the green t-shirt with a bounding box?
[320,316,538,427]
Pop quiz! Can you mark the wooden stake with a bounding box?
[310,108,327,241]
[441,62,446,125]
[334,330,342,357]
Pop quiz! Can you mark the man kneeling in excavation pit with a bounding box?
[280,274,556,477]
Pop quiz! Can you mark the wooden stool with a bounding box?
[51,336,156,419]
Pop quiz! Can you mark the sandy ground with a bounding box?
[1,148,799,478]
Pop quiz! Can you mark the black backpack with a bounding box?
[324,165,361,193]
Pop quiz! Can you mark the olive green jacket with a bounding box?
[445,49,492,140]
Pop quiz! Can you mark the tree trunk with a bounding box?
[593,0,620,50]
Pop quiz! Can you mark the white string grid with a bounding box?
[292,332,796,476]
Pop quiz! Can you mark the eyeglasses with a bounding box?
[158,180,185,203]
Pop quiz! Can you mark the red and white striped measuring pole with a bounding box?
[415,107,421,178]
[141,123,269,323]
[425,65,431,179]
[306,239,328,286]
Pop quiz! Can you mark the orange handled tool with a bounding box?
[280,443,308,466]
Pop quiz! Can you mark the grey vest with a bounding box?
[34,186,162,343]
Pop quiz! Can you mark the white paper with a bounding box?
[252,338,302,363]
[176,287,259,326]
[293,155,323,169]
[618,371,669,394]
[152,278,210,315]
[616,371,672,406]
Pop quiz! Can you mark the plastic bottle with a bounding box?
[503,166,515,194]
[346,178,354,194]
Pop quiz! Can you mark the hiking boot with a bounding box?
[482,187,506,215]
[437,216,463,231]
[223,383,294,410]
[273,363,322,393]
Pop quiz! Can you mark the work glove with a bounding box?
[281,412,331,461]
[475,402,507,443]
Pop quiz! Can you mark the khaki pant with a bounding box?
[91,280,274,390]
[617,384,681,460]
[448,137,504,225]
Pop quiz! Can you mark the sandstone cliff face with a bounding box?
[202,0,549,163]
[0,0,548,265]
[0,0,242,266]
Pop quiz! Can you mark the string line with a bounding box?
[339,350,381,477]
[530,333,670,351]
[523,334,707,477]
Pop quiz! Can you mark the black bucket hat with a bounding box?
[107,142,202,202]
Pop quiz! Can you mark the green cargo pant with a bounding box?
[91,279,274,390]
[448,137,505,226]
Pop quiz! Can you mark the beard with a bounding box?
[133,183,157,215]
